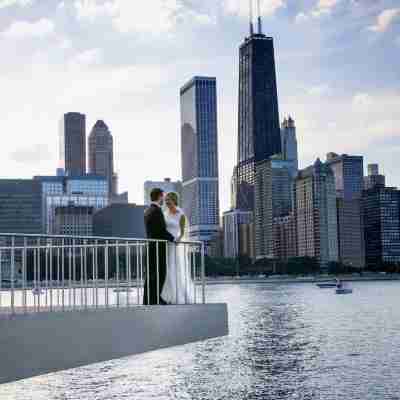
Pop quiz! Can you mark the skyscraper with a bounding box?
[59,112,86,176]
[295,159,339,268]
[180,76,220,248]
[363,186,400,266]
[235,9,281,211]
[223,209,254,260]
[88,120,115,195]
[364,163,386,190]
[325,153,365,267]
[281,116,298,174]
[254,155,294,259]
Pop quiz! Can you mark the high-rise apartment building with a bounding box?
[363,186,400,266]
[294,159,339,268]
[235,21,281,211]
[59,112,86,176]
[326,153,365,267]
[223,209,254,260]
[254,156,294,259]
[88,120,115,195]
[180,76,220,247]
[273,214,297,261]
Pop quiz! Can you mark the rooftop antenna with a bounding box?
[257,0,263,34]
[249,0,254,36]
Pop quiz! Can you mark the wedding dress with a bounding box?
[161,207,195,304]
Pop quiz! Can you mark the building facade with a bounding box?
[272,214,297,261]
[180,77,220,248]
[54,205,94,236]
[35,175,108,234]
[93,204,146,239]
[59,112,86,176]
[0,180,42,234]
[295,159,339,268]
[88,120,115,195]
[254,156,294,259]
[223,210,254,260]
[143,178,182,206]
[364,163,386,190]
[363,186,400,266]
[235,31,282,211]
[281,116,298,175]
[326,153,365,268]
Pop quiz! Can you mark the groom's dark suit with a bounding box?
[143,203,174,305]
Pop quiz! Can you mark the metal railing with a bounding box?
[0,234,206,315]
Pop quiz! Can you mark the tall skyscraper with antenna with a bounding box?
[234,0,281,211]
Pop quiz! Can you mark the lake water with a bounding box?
[2,281,400,399]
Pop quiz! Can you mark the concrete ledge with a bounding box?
[0,304,228,385]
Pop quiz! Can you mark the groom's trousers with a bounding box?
[143,241,168,305]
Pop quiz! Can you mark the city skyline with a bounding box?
[0,0,399,213]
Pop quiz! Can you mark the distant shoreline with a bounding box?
[205,274,400,285]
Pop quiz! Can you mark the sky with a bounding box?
[0,0,399,212]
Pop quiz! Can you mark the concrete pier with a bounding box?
[0,304,228,385]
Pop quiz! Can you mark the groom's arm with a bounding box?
[154,209,175,242]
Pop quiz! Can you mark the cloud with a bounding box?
[70,48,102,67]
[73,0,215,34]
[295,0,340,22]
[223,0,285,18]
[368,8,400,33]
[352,92,373,108]
[10,144,52,165]
[0,0,33,9]
[1,18,55,39]
[307,84,331,97]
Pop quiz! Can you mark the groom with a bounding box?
[143,188,175,305]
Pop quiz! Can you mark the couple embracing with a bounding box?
[143,188,195,305]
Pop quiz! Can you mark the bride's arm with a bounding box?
[178,215,186,242]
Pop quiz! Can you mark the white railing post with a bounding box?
[201,243,206,304]
[105,240,109,308]
[11,236,15,315]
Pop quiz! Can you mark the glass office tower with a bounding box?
[235,33,282,211]
[180,77,220,249]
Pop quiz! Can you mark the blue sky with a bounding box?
[0,0,399,212]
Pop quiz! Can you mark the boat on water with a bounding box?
[113,287,133,293]
[336,288,353,295]
[316,282,337,288]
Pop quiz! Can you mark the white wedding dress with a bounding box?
[161,207,195,304]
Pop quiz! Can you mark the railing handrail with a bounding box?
[0,233,202,246]
[0,233,206,314]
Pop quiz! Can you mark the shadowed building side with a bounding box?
[59,112,86,176]
[89,120,115,196]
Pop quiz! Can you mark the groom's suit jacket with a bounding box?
[143,204,174,305]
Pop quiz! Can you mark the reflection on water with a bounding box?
[2,282,400,399]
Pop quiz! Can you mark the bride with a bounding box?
[161,192,195,304]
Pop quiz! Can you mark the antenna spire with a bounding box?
[257,0,263,34]
[249,0,254,36]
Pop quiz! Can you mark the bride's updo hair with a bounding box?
[166,191,179,206]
